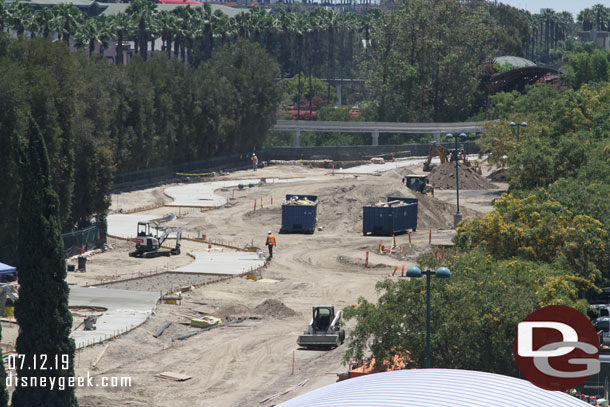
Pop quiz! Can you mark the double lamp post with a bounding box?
[403,266,451,368]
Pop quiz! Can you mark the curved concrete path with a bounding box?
[70,286,159,349]
[164,177,311,208]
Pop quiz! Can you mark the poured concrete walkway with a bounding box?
[164,178,311,208]
[337,155,479,174]
[173,251,265,275]
[70,286,159,349]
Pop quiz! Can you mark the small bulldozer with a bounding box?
[297,305,345,349]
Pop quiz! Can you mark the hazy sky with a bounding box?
[498,0,602,17]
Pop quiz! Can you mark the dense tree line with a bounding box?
[361,0,535,122]
[0,1,365,83]
[0,35,280,264]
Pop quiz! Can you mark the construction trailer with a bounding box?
[129,221,182,258]
[280,194,318,234]
[363,197,418,236]
[297,305,345,349]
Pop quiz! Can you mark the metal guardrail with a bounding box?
[271,120,488,134]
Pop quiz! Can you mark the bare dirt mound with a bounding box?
[217,303,257,321]
[488,168,508,183]
[315,175,480,232]
[253,299,297,319]
[429,163,497,190]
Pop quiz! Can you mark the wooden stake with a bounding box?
[92,344,110,369]
[292,351,295,375]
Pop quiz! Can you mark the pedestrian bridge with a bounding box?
[270,120,489,147]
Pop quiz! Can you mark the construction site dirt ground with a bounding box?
[31,160,505,407]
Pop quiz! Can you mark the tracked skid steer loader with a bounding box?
[297,305,345,349]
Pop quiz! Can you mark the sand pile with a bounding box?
[253,299,297,319]
[488,168,508,182]
[429,163,496,190]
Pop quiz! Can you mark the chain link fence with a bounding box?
[62,225,101,257]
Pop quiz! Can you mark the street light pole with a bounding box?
[406,266,451,368]
[445,133,467,228]
[426,269,431,368]
[509,121,528,147]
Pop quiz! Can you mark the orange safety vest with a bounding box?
[252,155,258,163]
[267,235,276,246]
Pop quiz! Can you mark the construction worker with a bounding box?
[265,231,276,260]
[252,153,258,171]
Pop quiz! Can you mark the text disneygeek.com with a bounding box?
[6,372,132,390]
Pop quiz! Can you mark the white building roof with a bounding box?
[277,369,591,407]
[493,55,537,67]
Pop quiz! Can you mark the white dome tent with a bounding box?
[277,369,591,407]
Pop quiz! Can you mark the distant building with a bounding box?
[578,30,610,50]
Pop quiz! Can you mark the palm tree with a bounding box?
[293,15,310,119]
[127,0,157,61]
[197,3,213,62]
[185,6,202,65]
[276,8,295,77]
[31,8,55,39]
[108,12,133,65]
[248,7,267,45]
[212,9,234,49]
[307,13,319,116]
[0,0,8,31]
[53,3,83,46]
[578,8,595,31]
[591,4,610,31]
[156,10,176,59]
[262,11,279,55]
[324,9,340,104]
[7,1,31,38]
[74,17,102,58]
[235,12,250,39]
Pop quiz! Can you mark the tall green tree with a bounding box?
[13,117,76,407]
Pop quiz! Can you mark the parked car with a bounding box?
[594,317,610,346]
[591,304,610,318]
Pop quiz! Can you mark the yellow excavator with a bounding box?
[423,142,449,172]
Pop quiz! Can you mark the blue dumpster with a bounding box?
[363,197,418,236]
[280,195,318,234]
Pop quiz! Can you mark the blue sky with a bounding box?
[498,0,602,17]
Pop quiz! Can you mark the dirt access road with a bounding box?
[72,161,505,407]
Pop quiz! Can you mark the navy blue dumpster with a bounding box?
[362,197,418,236]
[280,195,318,234]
